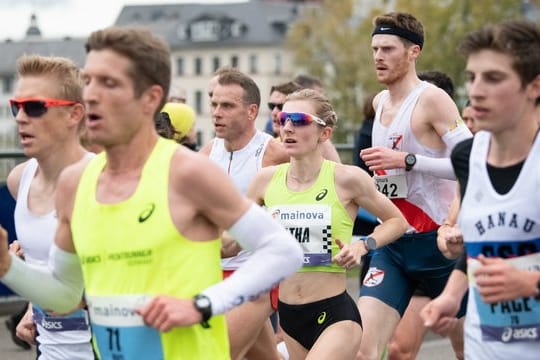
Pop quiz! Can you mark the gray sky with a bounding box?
[0,0,244,40]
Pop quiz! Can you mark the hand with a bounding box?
[221,232,242,258]
[15,307,36,345]
[137,295,202,332]
[332,239,364,270]
[474,256,539,303]
[421,294,460,336]
[360,146,406,171]
[437,224,464,259]
[8,240,25,260]
[0,226,12,277]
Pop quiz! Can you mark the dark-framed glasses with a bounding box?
[9,98,78,118]
[267,102,284,111]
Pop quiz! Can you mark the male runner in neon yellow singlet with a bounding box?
[0,26,303,360]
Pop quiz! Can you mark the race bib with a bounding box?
[469,253,540,343]
[374,174,408,199]
[86,294,164,360]
[270,204,332,266]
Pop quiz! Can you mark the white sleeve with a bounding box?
[202,203,303,315]
[414,155,456,180]
[1,244,84,313]
[412,124,472,180]
[442,124,472,151]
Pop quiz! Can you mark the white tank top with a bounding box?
[372,81,456,232]
[15,159,57,266]
[459,131,540,359]
[15,158,94,360]
[209,130,271,269]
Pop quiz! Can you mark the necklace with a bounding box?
[288,168,321,184]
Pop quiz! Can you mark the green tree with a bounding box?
[286,0,372,143]
[401,0,523,98]
[286,0,528,142]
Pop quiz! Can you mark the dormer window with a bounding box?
[187,17,247,42]
[191,20,220,42]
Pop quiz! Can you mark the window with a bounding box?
[212,56,220,72]
[231,55,239,68]
[190,20,220,42]
[249,54,258,75]
[0,105,8,117]
[195,90,203,115]
[196,130,203,147]
[2,75,13,94]
[176,57,184,76]
[274,54,282,75]
[194,57,203,76]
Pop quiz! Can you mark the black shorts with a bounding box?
[278,291,362,350]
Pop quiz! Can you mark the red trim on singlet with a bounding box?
[375,169,439,233]
[391,198,439,232]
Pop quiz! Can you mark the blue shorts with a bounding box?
[359,231,467,317]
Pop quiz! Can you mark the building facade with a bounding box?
[114,0,316,144]
[0,0,318,157]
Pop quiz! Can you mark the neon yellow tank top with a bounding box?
[264,160,353,273]
[71,138,229,360]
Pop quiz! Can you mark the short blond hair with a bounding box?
[17,54,83,102]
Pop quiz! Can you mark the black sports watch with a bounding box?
[193,294,212,328]
[404,153,417,172]
[364,236,377,251]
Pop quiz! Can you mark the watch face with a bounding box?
[406,154,416,166]
[196,297,211,308]
[366,237,377,250]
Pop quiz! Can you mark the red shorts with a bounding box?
[222,269,279,311]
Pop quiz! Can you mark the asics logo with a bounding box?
[41,319,63,330]
[317,311,327,325]
[315,189,328,201]
[138,203,155,223]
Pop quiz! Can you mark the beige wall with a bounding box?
[170,45,296,146]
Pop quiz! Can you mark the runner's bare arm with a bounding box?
[198,139,214,156]
[262,139,289,167]
[245,166,277,206]
[437,193,464,259]
[0,162,88,313]
[178,154,302,315]
[344,165,408,248]
[6,161,27,199]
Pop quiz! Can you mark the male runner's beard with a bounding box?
[379,56,410,86]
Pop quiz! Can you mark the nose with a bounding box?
[466,77,484,102]
[281,118,295,132]
[12,105,28,123]
[271,106,281,118]
[211,103,220,118]
[83,79,98,105]
[373,48,382,62]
